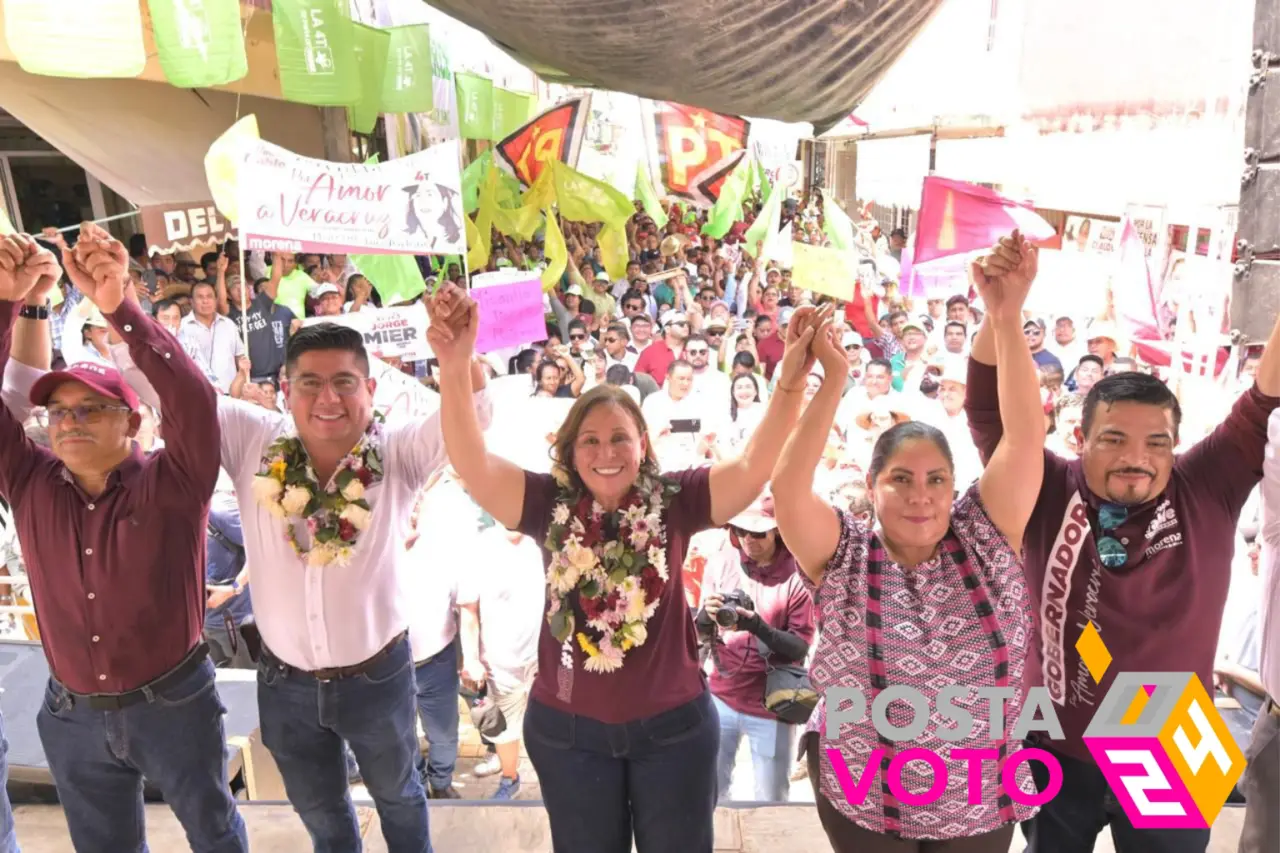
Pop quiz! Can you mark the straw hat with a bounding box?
[854,397,912,432]
[660,233,692,257]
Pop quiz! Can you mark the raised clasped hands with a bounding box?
[774,302,836,392]
[0,233,62,305]
[62,222,128,314]
[426,280,479,367]
[969,229,1038,322]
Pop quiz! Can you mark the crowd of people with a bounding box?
[0,184,1271,853]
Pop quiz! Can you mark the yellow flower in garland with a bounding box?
[268,459,287,482]
[577,632,600,659]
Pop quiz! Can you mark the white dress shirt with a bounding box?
[1256,410,1280,699]
[178,312,245,392]
[103,342,494,670]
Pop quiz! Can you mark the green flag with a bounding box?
[4,0,145,78]
[754,160,768,198]
[272,0,360,106]
[822,193,857,251]
[346,24,390,134]
[744,179,782,252]
[275,269,314,318]
[633,163,668,229]
[455,72,494,140]
[492,88,533,140]
[462,151,493,214]
[380,25,433,114]
[353,253,426,305]
[702,154,752,240]
[149,0,247,88]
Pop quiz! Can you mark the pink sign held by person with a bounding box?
[471,276,549,354]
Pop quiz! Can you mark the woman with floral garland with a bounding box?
[431,286,834,853]
[772,233,1045,851]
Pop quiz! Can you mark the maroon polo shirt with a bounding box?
[965,359,1278,762]
[0,298,219,695]
[633,338,679,387]
[756,332,785,381]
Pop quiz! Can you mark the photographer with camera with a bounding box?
[695,495,815,802]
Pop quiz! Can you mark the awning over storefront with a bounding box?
[422,0,944,134]
[0,63,327,208]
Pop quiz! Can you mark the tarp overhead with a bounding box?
[423,0,945,134]
[0,64,326,207]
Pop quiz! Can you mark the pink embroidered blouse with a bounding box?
[802,484,1039,840]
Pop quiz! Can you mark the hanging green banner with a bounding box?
[346,23,390,134]
[380,25,433,114]
[4,0,145,78]
[272,0,360,106]
[454,72,494,140]
[492,88,533,141]
[149,0,248,88]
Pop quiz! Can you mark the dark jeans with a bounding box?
[257,635,431,853]
[37,657,247,853]
[802,733,1014,852]
[523,690,720,853]
[1020,742,1210,853]
[413,640,460,790]
[0,711,17,853]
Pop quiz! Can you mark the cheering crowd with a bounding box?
[0,193,1273,853]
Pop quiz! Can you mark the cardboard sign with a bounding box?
[369,355,438,423]
[238,139,465,256]
[304,303,432,361]
[472,276,548,353]
[791,242,857,301]
[140,201,230,255]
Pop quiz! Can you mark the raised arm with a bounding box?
[970,234,1046,550]
[62,225,220,503]
[0,235,62,497]
[707,304,828,526]
[430,284,525,530]
[771,322,848,584]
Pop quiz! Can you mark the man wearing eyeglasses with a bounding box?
[0,228,248,851]
[966,234,1280,853]
[7,260,495,851]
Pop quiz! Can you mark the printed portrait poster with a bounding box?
[237,139,465,256]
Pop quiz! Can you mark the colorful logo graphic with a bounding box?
[1078,625,1245,829]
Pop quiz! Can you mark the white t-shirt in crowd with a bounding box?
[403,477,481,661]
[456,527,545,693]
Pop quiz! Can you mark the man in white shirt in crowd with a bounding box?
[921,363,981,491]
[685,332,729,406]
[457,518,545,801]
[627,312,656,356]
[179,279,244,393]
[401,471,475,800]
[642,359,717,470]
[1240,409,1280,850]
[17,291,496,852]
[601,322,638,371]
[1047,314,1086,368]
[942,320,969,357]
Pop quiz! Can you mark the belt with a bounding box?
[261,630,408,682]
[65,643,209,711]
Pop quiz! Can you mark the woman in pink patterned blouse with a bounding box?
[772,233,1047,852]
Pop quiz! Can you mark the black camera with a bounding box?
[715,590,755,629]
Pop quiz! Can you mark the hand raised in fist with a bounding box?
[0,234,61,304]
[64,222,128,314]
[426,280,479,367]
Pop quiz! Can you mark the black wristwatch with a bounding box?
[18,303,49,320]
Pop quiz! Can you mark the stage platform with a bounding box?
[5,801,1249,853]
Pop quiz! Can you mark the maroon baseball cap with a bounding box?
[30,362,140,411]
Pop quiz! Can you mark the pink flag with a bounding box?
[912,177,1057,266]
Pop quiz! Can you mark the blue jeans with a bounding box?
[36,657,246,853]
[258,634,430,853]
[413,640,460,790]
[0,711,17,853]
[710,694,792,802]
[1021,741,1210,853]
[524,690,720,853]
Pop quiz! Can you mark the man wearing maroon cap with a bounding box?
[0,228,246,852]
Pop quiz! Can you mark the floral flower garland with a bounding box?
[251,422,384,567]
[544,469,681,674]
